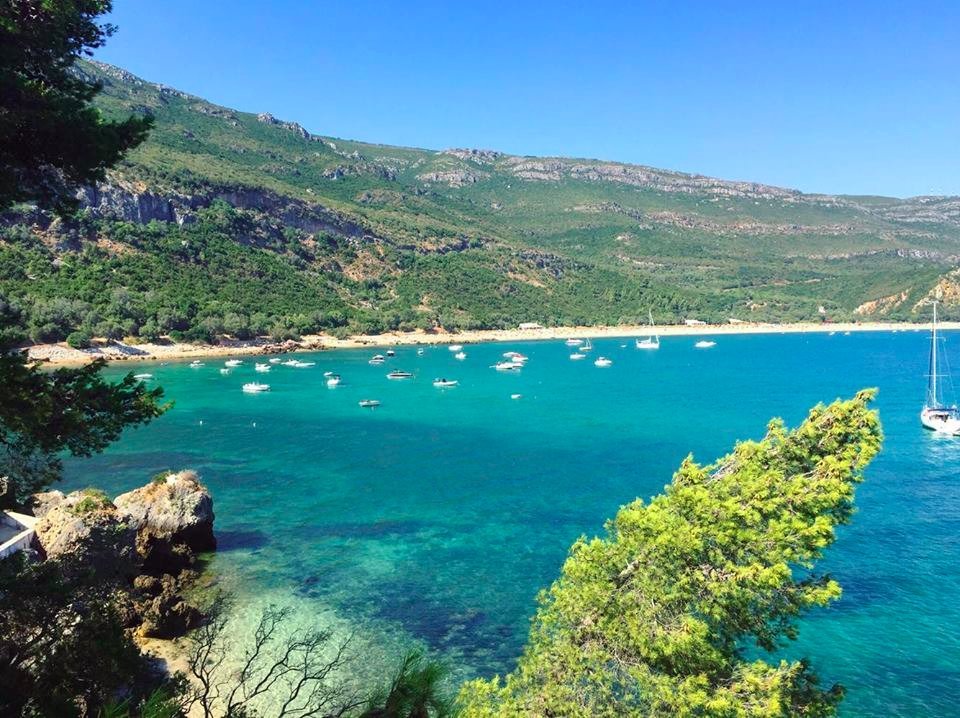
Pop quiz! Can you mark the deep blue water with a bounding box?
[62,331,960,716]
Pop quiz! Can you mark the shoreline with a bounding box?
[26,320,952,366]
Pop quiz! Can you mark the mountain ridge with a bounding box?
[1,59,958,346]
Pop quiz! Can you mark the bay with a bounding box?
[62,331,960,716]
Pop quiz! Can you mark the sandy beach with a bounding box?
[25,320,954,366]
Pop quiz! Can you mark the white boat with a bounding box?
[694,340,716,349]
[283,360,315,368]
[225,359,243,367]
[417,348,424,356]
[454,351,467,360]
[921,302,960,435]
[387,370,413,379]
[359,399,380,408]
[255,363,270,373]
[326,374,342,387]
[134,373,153,380]
[386,350,396,357]
[448,344,463,352]
[580,340,593,352]
[636,311,660,350]
[242,382,270,393]
[493,360,522,371]
[565,338,583,346]
[189,360,204,368]
[594,357,613,367]
[268,357,282,364]
[511,393,522,400]
[569,352,586,360]
[369,354,386,365]
[219,368,230,375]
[433,378,458,387]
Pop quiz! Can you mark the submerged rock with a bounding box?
[115,470,216,575]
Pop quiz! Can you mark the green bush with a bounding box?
[66,330,92,349]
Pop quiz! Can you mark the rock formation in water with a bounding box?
[28,471,216,639]
[115,469,216,574]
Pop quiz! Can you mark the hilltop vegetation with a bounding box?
[2,60,959,344]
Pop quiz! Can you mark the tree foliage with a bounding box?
[0,553,155,717]
[0,327,167,507]
[459,391,882,717]
[0,0,152,213]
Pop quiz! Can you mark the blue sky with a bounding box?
[95,1,959,198]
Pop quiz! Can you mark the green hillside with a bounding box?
[3,60,959,344]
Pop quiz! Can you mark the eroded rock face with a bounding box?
[133,573,203,638]
[33,490,138,581]
[28,473,217,641]
[115,470,216,574]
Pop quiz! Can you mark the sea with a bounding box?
[61,330,960,716]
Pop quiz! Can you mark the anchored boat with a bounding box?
[636,311,660,350]
[921,302,960,435]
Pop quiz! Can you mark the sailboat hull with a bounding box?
[921,408,960,435]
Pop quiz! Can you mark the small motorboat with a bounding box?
[594,357,613,367]
[454,351,467,360]
[219,368,230,375]
[503,352,528,362]
[565,338,583,346]
[369,354,386,365]
[433,378,458,388]
[326,374,342,387]
[255,363,270,372]
[189,360,204,368]
[493,361,521,372]
[242,382,270,393]
[359,399,381,408]
[268,357,282,364]
[511,393,522,400]
[387,370,413,379]
[448,344,463,352]
[225,359,243,367]
[283,360,314,368]
[417,348,424,356]
[694,340,716,349]
[134,373,153,380]
[386,349,396,357]
[569,353,586,360]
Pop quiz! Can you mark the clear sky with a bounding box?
[94,0,959,198]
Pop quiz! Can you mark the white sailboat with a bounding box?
[920,302,960,435]
[635,311,660,350]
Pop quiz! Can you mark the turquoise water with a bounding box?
[62,332,960,716]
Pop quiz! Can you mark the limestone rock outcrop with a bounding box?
[33,489,138,581]
[115,470,216,574]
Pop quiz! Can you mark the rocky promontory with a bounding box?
[29,472,216,639]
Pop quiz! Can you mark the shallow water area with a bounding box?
[63,331,960,716]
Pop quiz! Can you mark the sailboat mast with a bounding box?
[931,302,939,407]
